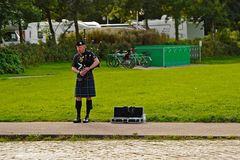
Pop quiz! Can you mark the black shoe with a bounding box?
[73,118,81,123]
[83,118,89,123]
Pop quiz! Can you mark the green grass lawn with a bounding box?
[0,57,240,122]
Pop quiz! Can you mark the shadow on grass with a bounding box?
[200,56,240,64]
[147,115,240,123]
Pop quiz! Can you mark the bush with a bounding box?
[0,48,24,74]
[43,41,75,62]
[9,43,45,66]
[75,28,168,59]
[202,30,240,56]
[9,40,75,66]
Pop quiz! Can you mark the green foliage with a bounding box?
[225,0,240,31]
[202,29,240,56]
[43,41,75,62]
[0,48,24,74]
[201,56,240,64]
[9,43,45,66]
[0,1,14,40]
[9,41,75,66]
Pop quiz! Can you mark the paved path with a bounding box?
[1,122,240,137]
[7,75,53,79]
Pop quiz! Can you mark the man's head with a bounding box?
[76,40,86,53]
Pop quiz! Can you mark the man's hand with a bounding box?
[79,67,90,77]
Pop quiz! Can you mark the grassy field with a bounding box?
[0,57,240,122]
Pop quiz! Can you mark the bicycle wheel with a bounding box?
[106,55,111,67]
[142,56,152,68]
[111,58,120,67]
[123,59,135,69]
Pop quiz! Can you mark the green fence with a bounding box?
[135,45,196,67]
[190,45,201,63]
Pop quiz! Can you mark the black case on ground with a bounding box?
[112,106,145,123]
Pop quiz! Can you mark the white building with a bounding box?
[138,16,204,40]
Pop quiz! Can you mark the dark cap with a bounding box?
[76,40,85,46]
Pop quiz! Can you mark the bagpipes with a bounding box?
[78,63,90,77]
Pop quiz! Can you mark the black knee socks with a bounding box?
[75,100,82,119]
[85,100,92,119]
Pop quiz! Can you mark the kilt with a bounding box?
[75,71,96,97]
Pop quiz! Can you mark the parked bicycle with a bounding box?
[132,53,152,67]
[106,52,135,68]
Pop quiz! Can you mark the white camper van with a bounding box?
[0,31,20,47]
[25,21,49,44]
[24,20,101,44]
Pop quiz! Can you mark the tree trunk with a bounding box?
[46,9,56,44]
[145,19,149,30]
[211,21,216,55]
[74,16,80,41]
[0,24,2,44]
[174,18,179,41]
[18,19,24,43]
[211,21,215,41]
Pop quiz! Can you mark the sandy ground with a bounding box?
[1,140,240,160]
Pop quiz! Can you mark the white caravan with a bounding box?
[138,16,204,40]
[0,24,20,47]
[24,20,101,44]
[0,31,20,47]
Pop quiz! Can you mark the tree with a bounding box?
[0,0,42,43]
[87,0,114,24]
[125,0,165,29]
[90,0,165,28]
[225,0,240,31]
[188,0,228,40]
[165,0,189,41]
[92,0,139,24]
[106,0,130,23]
[34,0,59,44]
[11,0,41,43]
[58,0,93,41]
[0,0,13,42]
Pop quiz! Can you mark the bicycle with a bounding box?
[106,54,119,67]
[132,54,152,67]
[106,52,135,68]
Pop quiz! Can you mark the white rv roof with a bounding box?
[82,22,101,28]
[101,24,130,27]
[101,23,146,30]
[27,21,100,30]
[77,21,90,29]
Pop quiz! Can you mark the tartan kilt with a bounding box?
[75,71,96,97]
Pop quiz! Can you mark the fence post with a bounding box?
[163,48,165,67]
[199,40,202,63]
